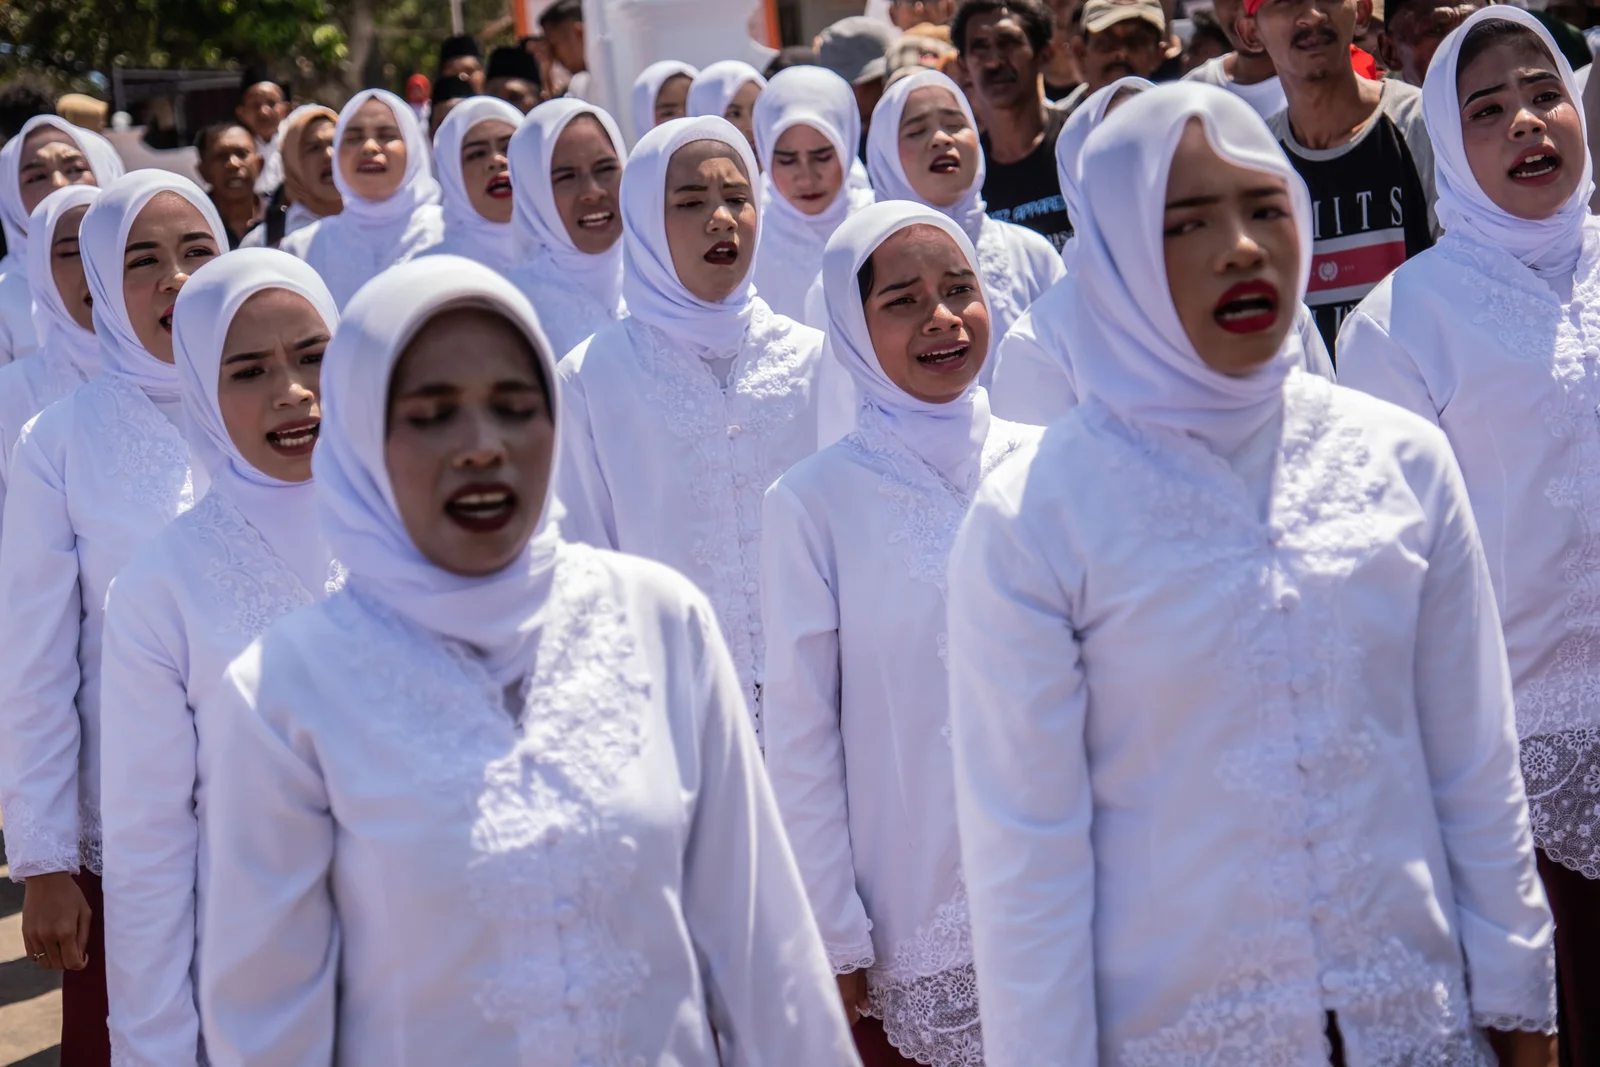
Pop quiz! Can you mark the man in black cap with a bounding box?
[486,45,543,112]
[438,35,486,93]
[429,74,477,140]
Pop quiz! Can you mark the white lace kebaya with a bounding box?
[1339,7,1600,884]
[557,117,824,742]
[196,257,857,1067]
[426,95,527,274]
[99,249,340,1067]
[0,185,104,522]
[861,70,1063,386]
[749,66,875,325]
[948,85,1556,1067]
[764,202,1037,1067]
[279,88,444,308]
[0,115,124,364]
[0,171,221,884]
[505,99,629,358]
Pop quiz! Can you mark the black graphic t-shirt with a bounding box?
[982,107,1073,252]
[1268,80,1438,358]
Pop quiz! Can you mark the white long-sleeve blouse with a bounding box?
[0,346,94,524]
[197,543,860,1067]
[1339,224,1600,882]
[98,489,334,1066]
[947,371,1556,1066]
[0,266,35,366]
[0,375,200,879]
[556,299,823,741]
[507,256,626,360]
[989,279,1336,426]
[761,406,1037,1067]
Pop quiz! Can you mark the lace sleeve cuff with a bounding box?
[1474,1010,1558,1036]
[827,940,876,975]
[7,848,82,882]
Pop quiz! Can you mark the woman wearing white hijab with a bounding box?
[631,59,698,142]
[427,95,525,272]
[0,185,103,516]
[0,169,223,1067]
[948,84,1556,1066]
[280,88,443,307]
[1338,9,1600,1057]
[861,69,1062,387]
[987,76,1333,427]
[750,65,875,324]
[763,201,1037,1067]
[196,255,858,1066]
[0,115,124,364]
[506,99,629,357]
[97,249,338,1066]
[558,116,823,744]
[686,60,766,156]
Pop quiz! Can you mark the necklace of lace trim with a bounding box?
[1436,229,1600,877]
[80,375,197,518]
[1089,375,1541,1062]
[181,492,319,638]
[332,544,654,1063]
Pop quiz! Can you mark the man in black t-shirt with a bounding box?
[1240,0,1438,356]
[955,0,1076,250]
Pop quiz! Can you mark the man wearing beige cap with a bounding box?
[1064,0,1167,107]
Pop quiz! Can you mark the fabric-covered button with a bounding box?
[1267,522,1286,544]
[744,581,758,595]
[1290,672,1314,695]
[1311,899,1332,922]
[734,473,748,487]
[1278,589,1300,612]
[727,424,743,438]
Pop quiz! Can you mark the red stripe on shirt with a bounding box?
[1306,237,1409,298]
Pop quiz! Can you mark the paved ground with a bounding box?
[0,824,63,1066]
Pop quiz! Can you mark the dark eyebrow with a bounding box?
[945,268,977,280]
[1165,194,1222,210]
[1244,185,1287,199]
[52,235,80,249]
[672,182,709,193]
[180,232,214,243]
[875,276,921,296]
[398,382,461,399]
[1462,82,1507,107]
[294,332,331,351]
[124,241,159,253]
[223,350,270,365]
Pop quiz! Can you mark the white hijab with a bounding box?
[431,95,527,273]
[25,185,103,380]
[621,116,762,354]
[866,70,987,244]
[754,65,869,244]
[1067,84,1311,450]
[686,61,767,119]
[631,60,699,143]
[171,248,339,593]
[1423,5,1594,274]
[1055,76,1153,270]
[0,116,125,269]
[313,89,443,305]
[313,254,564,686]
[823,201,991,491]
[510,98,628,312]
[80,171,228,401]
